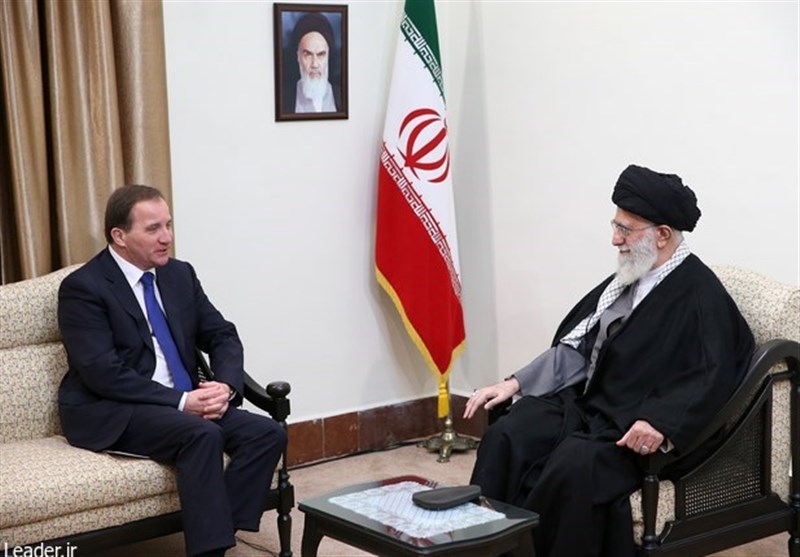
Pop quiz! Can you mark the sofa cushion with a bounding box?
[0,492,180,548]
[0,264,80,442]
[0,266,80,350]
[0,436,179,530]
[0,343,66,442]
[713,265,800,345]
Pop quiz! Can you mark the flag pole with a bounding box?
[376,0,474,462]
[418,380,478,463]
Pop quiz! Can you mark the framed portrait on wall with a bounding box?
[273,3,348,122]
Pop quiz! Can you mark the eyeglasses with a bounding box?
[610,220,656,238]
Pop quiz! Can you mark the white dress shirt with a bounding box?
[108,247,188,410]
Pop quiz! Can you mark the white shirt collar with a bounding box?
[633,241,691,307]
[637,262,665,294]
[107,246,156,288]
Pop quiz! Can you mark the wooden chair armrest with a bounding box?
[244,373,292,423]
[653,338,799,469]
[194,349,292,422]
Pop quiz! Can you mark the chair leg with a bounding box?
[640,470,660,554]
[276,467,294,557]
[277,511,293,557]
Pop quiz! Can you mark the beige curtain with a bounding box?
[0,0,172,284]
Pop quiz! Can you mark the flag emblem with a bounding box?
[398,108,451,184]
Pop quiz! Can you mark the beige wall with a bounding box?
[163,0,799,422]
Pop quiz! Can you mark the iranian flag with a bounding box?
[375,0,465,418]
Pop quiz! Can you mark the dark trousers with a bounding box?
[110,405,286,556]
[471,390,640,557]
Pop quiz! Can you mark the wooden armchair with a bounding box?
[633,266,799,556]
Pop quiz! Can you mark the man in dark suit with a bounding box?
[57,185,286,557]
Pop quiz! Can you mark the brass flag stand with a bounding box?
[418,382,479,463]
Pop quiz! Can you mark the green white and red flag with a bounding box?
[375,0,465,418]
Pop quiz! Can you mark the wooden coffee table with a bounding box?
[299,475,538,556]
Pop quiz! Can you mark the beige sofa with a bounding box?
[0,265,293,556]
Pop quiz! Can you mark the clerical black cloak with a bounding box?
[555,254,754,453]
[472,254,754,556]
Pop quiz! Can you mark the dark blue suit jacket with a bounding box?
[58,248,244,451]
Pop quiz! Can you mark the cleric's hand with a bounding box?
[616,420,665,455]
[463,378,520,420]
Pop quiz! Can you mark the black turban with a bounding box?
[612,164,701,232]
[292,13,334,54]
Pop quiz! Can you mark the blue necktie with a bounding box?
[140,272,193,392]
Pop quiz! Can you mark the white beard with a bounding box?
[299,70,328,105]
[616,228,658,285]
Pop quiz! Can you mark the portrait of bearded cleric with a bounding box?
[274,4,348,121]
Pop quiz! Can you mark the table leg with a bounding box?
[509,529,536,557]
[301,515,324,557]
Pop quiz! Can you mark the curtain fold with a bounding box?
[111,1,172,207]
[45,0,125,267]
[0,0,171,284]
[0,0,52,281]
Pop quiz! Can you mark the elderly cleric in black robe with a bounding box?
[464,165,754,557]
